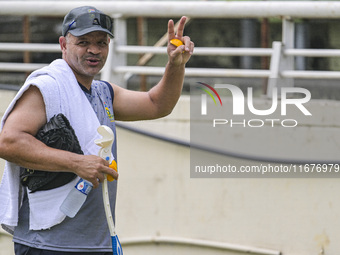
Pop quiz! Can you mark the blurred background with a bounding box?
[1,1,340,255]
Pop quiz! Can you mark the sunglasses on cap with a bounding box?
[64,12,113,37]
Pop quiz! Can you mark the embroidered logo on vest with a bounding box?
[104,101,115,122]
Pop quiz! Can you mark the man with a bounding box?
[0,6,194,254]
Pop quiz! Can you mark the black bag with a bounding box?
[20,114,83,192]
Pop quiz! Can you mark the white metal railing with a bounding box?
[0,43,60,52]
[1,1,340,94]
[116,45,274,56]
[2,1,340,18]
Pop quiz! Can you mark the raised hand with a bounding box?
[167,16,194,66]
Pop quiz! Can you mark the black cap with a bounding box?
[62,6,113,38]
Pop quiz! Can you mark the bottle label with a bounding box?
[75,179,93,195]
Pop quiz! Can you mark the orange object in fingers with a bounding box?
[108,160,117,182]
[170,38,184,47]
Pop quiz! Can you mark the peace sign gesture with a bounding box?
[167,16,194,66]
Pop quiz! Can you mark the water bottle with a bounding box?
[60,178,93,218]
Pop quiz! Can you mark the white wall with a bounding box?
[1,92,340,255]
[115,123,340,255]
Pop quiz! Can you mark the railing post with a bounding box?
[280,17,294,87]
[267,17,295,97]
[103,16,127,88]
[267,41,282,97]
[101,39,114,82]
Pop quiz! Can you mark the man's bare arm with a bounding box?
[0,86,117,188]
[112,16,194,121]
